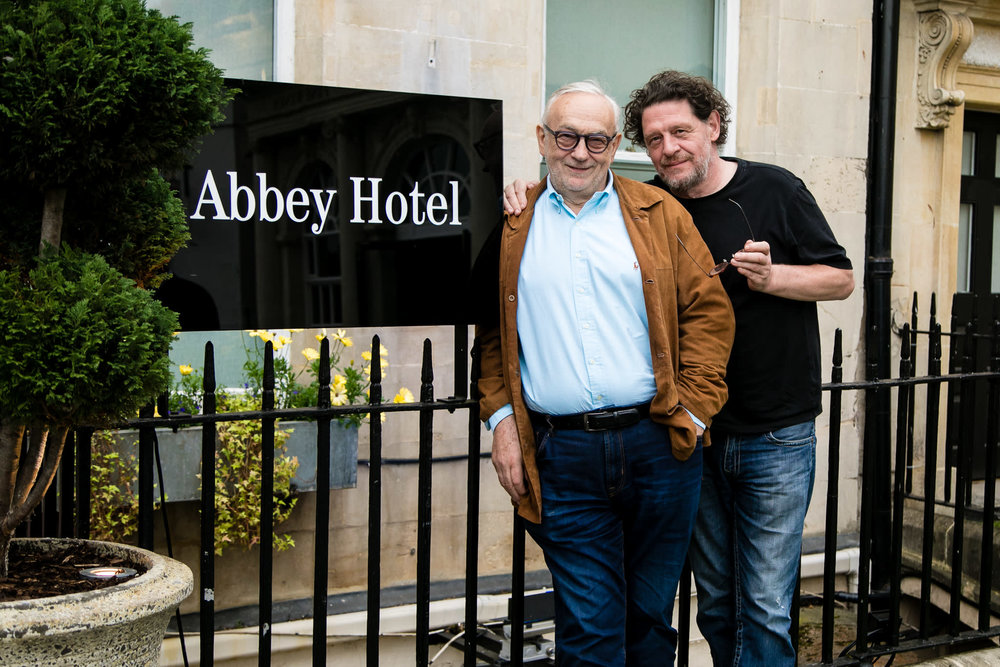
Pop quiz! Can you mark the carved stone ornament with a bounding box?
[916,8,973,130]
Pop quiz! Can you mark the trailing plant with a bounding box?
[88,430,163,543]
[210,394,299,556]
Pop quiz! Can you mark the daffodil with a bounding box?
[393,387,415,404]
[179,364,193,376]
[302,347,320,361]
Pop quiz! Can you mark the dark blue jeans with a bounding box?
[525,418,702,667]
[688,420,817,666]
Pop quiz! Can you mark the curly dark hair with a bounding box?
[623,70,731,148]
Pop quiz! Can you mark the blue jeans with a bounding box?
[524,418,702,667]
[688,420,817,666]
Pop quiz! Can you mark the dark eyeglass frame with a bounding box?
[542,123,615,154]
[676,198,756,278]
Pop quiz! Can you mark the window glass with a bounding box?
[961,131,974,176]
[958,203,972,292]
[145,0,273,80]
[993,206,1000,294]
[545,0,714,152]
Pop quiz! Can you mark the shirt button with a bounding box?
[508,294,515,302]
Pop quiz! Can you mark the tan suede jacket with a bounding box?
[477,174,735,523]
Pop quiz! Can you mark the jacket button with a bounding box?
[508,294,515,302]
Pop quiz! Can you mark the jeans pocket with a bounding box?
[763,420,815,447]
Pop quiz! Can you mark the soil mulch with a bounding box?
[0,542,140,602]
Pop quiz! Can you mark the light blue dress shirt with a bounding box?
[488,173,704,431]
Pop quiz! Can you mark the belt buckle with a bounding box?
[582,410,610,432]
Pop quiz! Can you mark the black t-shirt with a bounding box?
[649,158,852,433]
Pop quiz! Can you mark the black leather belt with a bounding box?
[532,403,651,433]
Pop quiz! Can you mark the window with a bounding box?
[145,0,274,80]
[958,112,1000,296]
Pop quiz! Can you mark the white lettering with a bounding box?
[350,177,382,224]
[309,189,337,235]
[190,170,228,220]
[229,171,255,222]
[286,188,309,223]
[427,192,447,226]
[409,182,426,225]
[258,173,284,222]
[386,191,407,225]
[449,180,461,225]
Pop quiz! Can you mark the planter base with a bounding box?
[0,538,193,666]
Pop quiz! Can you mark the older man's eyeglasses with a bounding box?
[542,124,614,154]
[676,198,756,278]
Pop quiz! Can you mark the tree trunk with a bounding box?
[0,422,25,578]
[0,424,68,579]
[39,187,67,255]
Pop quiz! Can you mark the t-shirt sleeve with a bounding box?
[785,179,853,270]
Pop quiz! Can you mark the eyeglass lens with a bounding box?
[543,124,612,153]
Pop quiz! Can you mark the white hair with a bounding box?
[541,80,621,131]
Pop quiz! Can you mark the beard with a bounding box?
[659,150,710,197]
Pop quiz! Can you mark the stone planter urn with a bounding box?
[0,537,193,666]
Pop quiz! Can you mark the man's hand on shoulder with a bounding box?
[502,179,540,216]
[491,415,527,505]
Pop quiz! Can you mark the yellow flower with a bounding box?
[379,344,389,357]
[362,350,372,362]
[332,375,347,392]
[179,364,193,376]
[302,347,320,362]
[393,387,415,403]
[248,329,262,338]
[256,330,274,343]
[289,328,304,333]
[341,336,354,348]
[315,328,328,343]
[330,389,348,406]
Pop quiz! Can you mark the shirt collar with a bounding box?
[542,171,614,217]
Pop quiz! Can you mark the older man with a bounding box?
[477,80,734,667]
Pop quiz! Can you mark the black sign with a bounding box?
[158,79,502,330]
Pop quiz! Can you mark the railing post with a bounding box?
[259,342,275,665]
[366,335,383,667]
[889,324,913,646]
[138,401,155,550]
[464,342,482,665]
[919,310,942,638]
[415,339,435,667]
[951,309,977,634]
[822,328,844,664]
[313,337,332,666]
[200,342,217,666]
[979,295,999,631]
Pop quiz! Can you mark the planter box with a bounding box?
[115,421,358,502]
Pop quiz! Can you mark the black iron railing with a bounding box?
[21,294,1000,666]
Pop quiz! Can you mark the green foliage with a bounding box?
[0,0,229,188]
[0,247,178,427]
[88,429,161,543]
[211,394,299,556]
